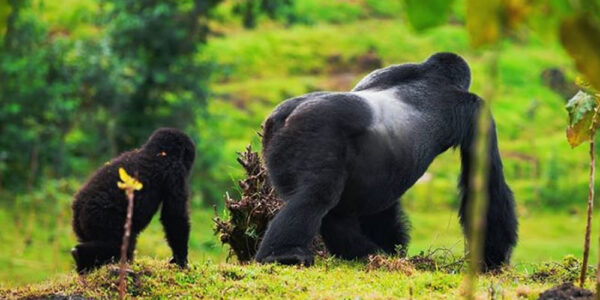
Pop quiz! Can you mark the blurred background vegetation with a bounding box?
[1,0,600,287]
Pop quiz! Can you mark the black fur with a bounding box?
[71,128,195,274]
[256,52,518,270]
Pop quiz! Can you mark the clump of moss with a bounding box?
[213,145,327,262]
[530,255,586,283]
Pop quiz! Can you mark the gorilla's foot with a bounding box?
[169,256,188,268]
[256,246,314,266]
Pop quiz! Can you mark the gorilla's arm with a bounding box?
[457,92,518,270]
[160,171,191,268]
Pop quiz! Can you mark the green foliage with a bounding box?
[232,0,294,28]
[99,0,220,150]
[0,0,11,36]
[0,0,219,192]
[402,0,454,31]
[364,0,402,18]
[288,0,363,25]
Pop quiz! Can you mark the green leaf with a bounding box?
[566,90,599,148]
[402,0,454,31]
[466,0,501,47]
[560,16,600,92]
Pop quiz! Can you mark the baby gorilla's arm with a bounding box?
[160,172,191,268]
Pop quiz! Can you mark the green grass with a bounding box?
[1,207,598,289]
[0,255,589,299]
[409,209,600,268]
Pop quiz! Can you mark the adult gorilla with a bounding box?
[255,52,517,270]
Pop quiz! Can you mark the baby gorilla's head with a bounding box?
[425,52,471,90]
[144,128,196,172]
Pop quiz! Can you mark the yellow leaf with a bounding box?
[466,0,502,48]
[567,112,594,148]
[117,167,143,191]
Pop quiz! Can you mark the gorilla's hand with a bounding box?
[169,256,188,268]
[256,246,314,266]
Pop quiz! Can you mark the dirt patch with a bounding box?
[537,282,593,300]
[325,47,382,76]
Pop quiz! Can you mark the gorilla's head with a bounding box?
[144,128,196,172]
[425,52,471,90]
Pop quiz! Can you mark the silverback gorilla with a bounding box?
[256,52,518,270]
[71,128,195,274]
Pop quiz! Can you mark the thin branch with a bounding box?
[581,138,595,287]
[118,190,134,299]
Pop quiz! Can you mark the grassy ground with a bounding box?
[0,255,590,299]
[1,208,597,289]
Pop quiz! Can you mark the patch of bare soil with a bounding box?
[537,282,593,300]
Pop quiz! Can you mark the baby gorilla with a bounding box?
[71,128,195,274]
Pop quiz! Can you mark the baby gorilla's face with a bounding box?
[180,141,196,173]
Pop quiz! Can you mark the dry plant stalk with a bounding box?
[580,138,595,288]
[118,189,134,299]
[214,146,282,262]
[463,51,498,300]
[365,254,415,275]
[116,168,143,299]
[214,145,326,262]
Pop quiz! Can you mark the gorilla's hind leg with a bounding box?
[360,202,410,256]
[257,100,360,265]
[321,213,380,259]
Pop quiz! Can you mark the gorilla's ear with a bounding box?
[426,52,471,90]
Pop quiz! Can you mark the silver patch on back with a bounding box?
[351,88,418,139]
